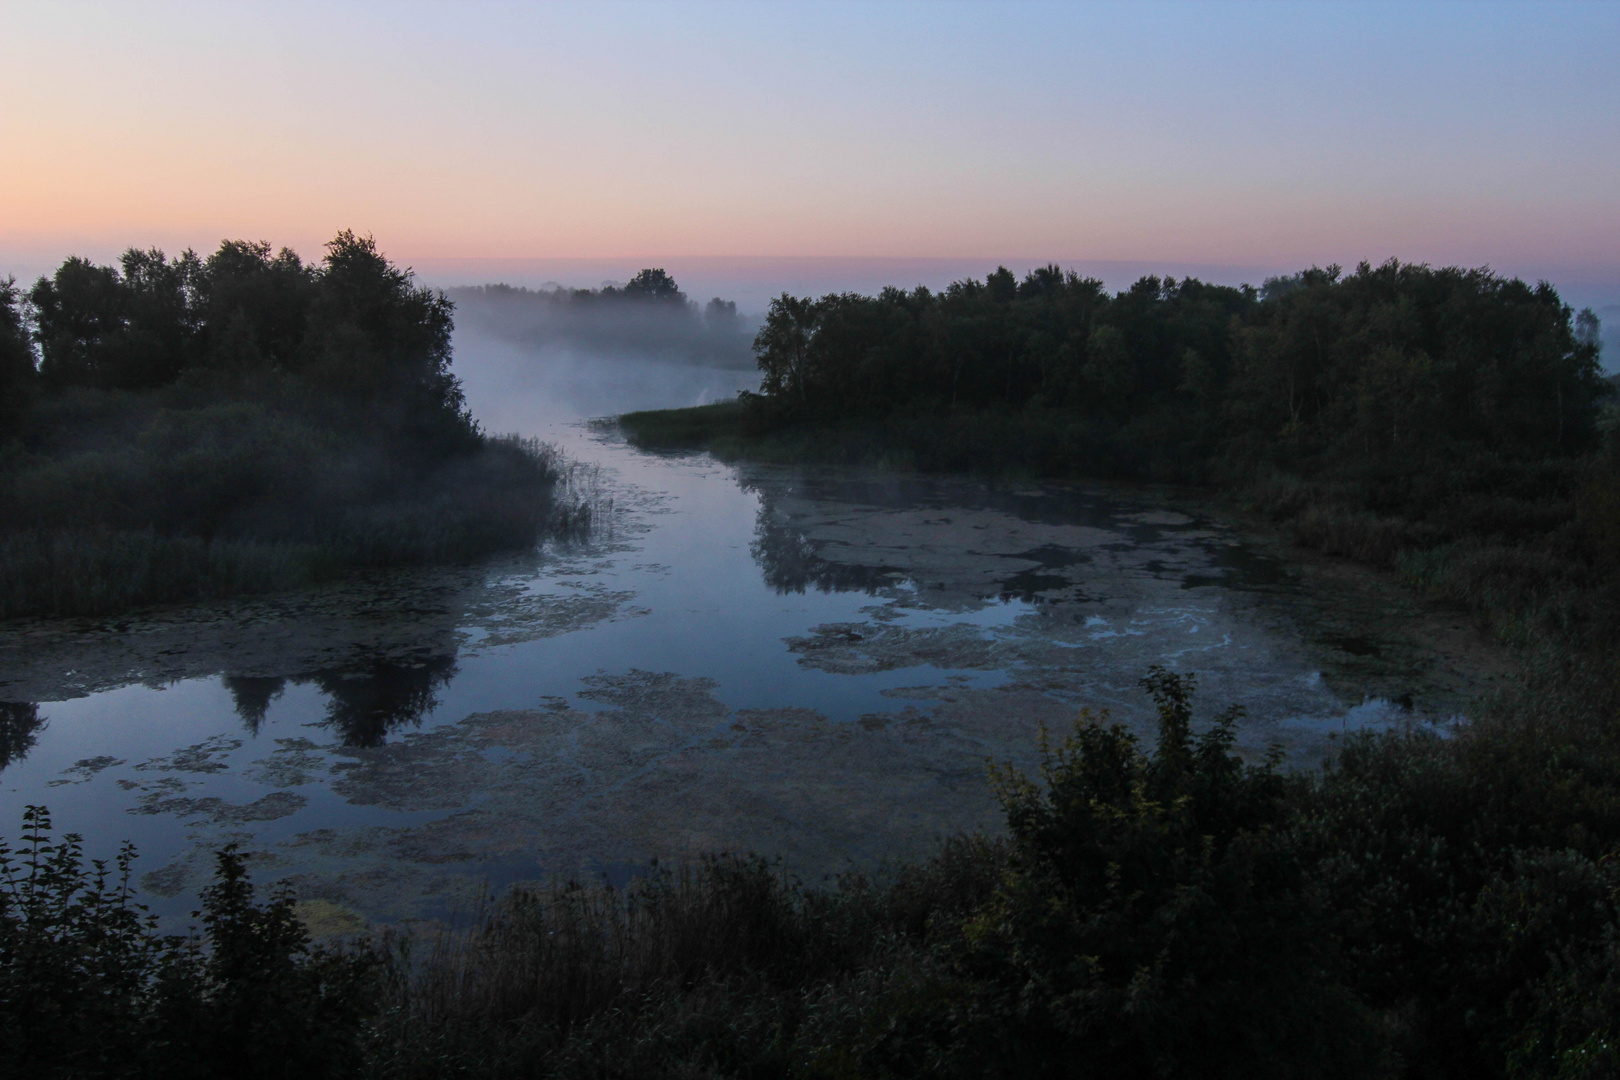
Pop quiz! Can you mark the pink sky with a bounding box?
[3,2,1616,306]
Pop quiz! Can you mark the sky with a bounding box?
[2,0,1618,309]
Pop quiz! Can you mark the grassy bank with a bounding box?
[12,668,1620,1078]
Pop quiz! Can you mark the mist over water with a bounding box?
[451,326,758,434]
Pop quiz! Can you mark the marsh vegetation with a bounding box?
[8,254,1620,1077]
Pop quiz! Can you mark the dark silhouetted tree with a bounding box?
[0,279,35,438]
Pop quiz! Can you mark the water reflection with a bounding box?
[0,703,45,771]
[310,654,458,747]
[224,676,286,735]
[749,506,902,594]
[223,655,459,748]
[743,470,1108,602]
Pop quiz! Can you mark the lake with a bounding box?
[0,332,1511,929]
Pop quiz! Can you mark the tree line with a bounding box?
[1,231,465,438]
[749,261,1609,479]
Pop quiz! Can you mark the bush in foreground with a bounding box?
[0,807,377,1080]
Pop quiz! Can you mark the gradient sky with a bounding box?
[3,0,1617,303]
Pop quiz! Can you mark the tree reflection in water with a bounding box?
[310,654,458,747]
[748,502,900,595]
[223,676,287,736]
[223,654,458,747]
[0,702,45,771]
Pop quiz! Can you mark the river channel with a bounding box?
[0,333,1514,931]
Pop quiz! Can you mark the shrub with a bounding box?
[0,807,378,1080]
[935,668,1391,1079]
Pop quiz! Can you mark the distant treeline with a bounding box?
[0,234,577,619]
[449,269,754,368]
[742,261,1610,479]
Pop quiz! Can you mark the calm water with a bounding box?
[0,332,1492,927]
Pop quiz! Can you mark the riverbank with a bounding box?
[623,399,1620,671]
[4,419,1611,1075]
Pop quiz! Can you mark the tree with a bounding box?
[1083,323,1133,413]
[754,293,818,407]
[622,268,685,305]
[704,297,738,331]
[302,230,461,417]
[0,278,35,438]
[198,240,314,371]
[949,669,1386,1078]
[28,257,127,389]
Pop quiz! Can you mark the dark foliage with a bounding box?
[738,262,1605,475]
[1,234,576,619]
[943,670,1379,1078]
[0,807,377,1080]
[0,278,35,438]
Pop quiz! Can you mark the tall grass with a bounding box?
[0,530,325,620]
[366,839,1003,1079]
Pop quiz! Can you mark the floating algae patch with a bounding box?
[245,738,330,788]
[125,668,1052,923]
[46,755,125,786]
[134,736,243,774]
[130,790,306,824]
[0,545,644,705]
[741,463,1515,730]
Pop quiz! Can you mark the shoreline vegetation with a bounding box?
[633,262,1620,1077]
[0,233,585,621]
[622,260,1620,671]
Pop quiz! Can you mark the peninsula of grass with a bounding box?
[0,233,580,620]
